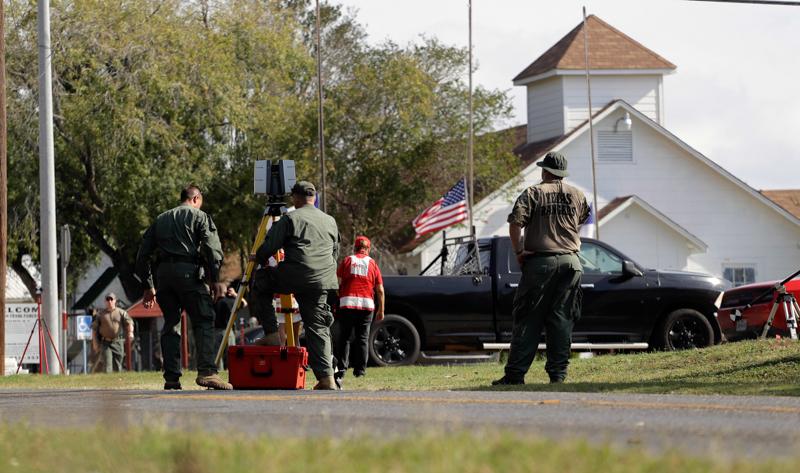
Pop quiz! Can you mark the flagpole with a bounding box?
[316,0,327,213]
[583,7,600,240]
[468,0,475,244]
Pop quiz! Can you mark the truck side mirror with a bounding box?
[622,261,643,278]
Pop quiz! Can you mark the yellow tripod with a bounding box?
[214,198,296,367]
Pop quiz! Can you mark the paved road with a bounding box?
[2,389,800,459]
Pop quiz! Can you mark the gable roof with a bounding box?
[514,15,676,84]
[761,190,800,220]
[407,99,800,256]
[597,196,708,253]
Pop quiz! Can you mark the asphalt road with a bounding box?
[2,389,800,459]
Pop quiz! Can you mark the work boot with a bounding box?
[549,377,565,384]
[491,375,525,386]
[164,381,182,390]
[254,332,281,347]
[196,374,233,390]
[313,376,340,390]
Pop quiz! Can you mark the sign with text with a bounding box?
[77,316,93,341]
[5,304,40,364]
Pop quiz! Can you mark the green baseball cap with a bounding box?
[291,181,316,196]
[536,151,569,178]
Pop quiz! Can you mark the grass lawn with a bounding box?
[1,424,798,473]
[1,339,799,396]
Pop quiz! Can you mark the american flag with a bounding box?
[412,178,468,239]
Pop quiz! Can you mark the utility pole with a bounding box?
[38,0,60,373]
[1,0,7,377]
[315,0,326,213]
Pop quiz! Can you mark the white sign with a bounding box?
[5,303,40,364]
[77,316,93,341]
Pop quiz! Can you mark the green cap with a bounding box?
[536,151,569,178]
[291,181,316,196]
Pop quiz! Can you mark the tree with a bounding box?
[5,0,519,304]
[5,0,313,302]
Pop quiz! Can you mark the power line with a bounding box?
[683,0,800,6]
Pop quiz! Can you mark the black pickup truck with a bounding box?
[368,236,731,366]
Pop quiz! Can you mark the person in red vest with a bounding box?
[335,236,384,380]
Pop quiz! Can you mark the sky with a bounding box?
[336,0,800,190]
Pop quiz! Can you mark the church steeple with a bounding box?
[514,15,676,144]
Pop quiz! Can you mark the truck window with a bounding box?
[579,243,623,275]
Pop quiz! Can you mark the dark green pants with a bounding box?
[505,253,582,382]
[156,262,217,382]
[252,267,335,380]
[98,338,124,373]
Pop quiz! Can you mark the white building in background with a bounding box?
[399,15,800,286]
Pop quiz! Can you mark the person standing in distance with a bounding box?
[493,152,590,386]
[249,181,342,390]
[91,292,134,373]
[136,185,232,390]
[335,236,384,380]
[214,284,245,370]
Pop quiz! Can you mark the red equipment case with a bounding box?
[228,345,309,390]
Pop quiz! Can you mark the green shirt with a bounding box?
[507,180,590,254]
[255,204,341,290]
[136,203,224,289]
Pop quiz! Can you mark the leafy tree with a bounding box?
[5,0,313,301]
[5,0,519,304]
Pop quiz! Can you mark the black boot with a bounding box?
[491,375,524,386]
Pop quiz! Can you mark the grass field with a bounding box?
[0,424,798,473]
[2,339,799,396]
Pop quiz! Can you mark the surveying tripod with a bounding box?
[17,288,66,374]
[214,196,298,367]
[732,268,800,340]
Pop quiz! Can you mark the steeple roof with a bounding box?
[513,15,676,83]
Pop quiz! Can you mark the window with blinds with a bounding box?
[598,131,633,162]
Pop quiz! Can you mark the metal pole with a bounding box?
[60,225,69,374]
[38,0,59,373]
[315,0,327,213]
[0,0,7,377]
[583,7,600,241]
[82,339,86,374]
[468,1,475,243]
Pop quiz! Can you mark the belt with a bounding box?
[101,336,122,342]
[159,253,198,264]
[533,251,576,257]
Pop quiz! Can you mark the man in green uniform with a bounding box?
[91,292,134,373]
[249,181,342,390]
[136,185,232,390]
[493,152,590,386]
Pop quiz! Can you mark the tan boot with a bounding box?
[313,376,340,391]
[254,332,281,346]
[196,374,233,390]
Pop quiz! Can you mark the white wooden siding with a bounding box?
[526,76,565,143]
[562,75,661,131]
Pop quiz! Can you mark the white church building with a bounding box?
[400,15,800,286]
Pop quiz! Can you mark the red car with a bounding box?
[717,278,800,341]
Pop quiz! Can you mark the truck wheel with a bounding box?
[369,315,421,367]
[653,309,714,351]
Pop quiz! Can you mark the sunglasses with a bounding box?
[105,297,114,301]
